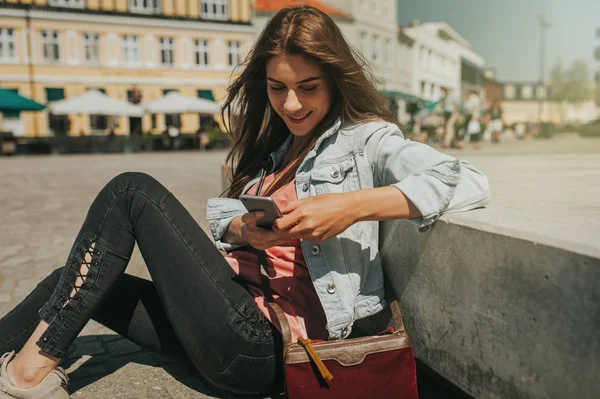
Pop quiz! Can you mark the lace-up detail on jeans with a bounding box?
[63,244,98,307]
[37,235,105,357]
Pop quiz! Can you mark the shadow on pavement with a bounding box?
[60,334,284,399]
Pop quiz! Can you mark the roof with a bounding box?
[255,0,351,19]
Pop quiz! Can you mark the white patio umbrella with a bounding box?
[47,90,143,116]
[143,91,220,114]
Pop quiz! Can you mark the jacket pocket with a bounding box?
[311,157,358,194]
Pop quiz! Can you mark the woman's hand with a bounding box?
[240,212,292,250]
[273,193,357,242]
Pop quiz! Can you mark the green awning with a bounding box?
[381,90,425,103]
[0,88,45,112]
[46,88,65,102]
[197,89,215,101]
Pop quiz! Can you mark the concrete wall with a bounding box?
[379,218,600,399]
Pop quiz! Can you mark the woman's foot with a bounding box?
[0,352,69,399]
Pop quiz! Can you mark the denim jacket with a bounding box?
[206,118,490,340]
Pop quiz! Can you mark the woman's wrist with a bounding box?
[222,216,247,244]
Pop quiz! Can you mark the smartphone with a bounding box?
[239,195,283,229]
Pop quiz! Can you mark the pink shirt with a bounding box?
[225,174,329,342]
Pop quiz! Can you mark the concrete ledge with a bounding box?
[380,215,600,399]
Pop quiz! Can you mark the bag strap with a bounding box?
[257,250,294,351]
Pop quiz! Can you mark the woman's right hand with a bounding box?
[225,213,291,250]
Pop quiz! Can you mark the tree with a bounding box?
[549,59,595,123]
[550,59,594,106]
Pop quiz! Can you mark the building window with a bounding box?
[122,35,140,67]
[48,0,86,8]
[201,0,229,20]
[536,86,547,99]
[371,36,379,62]
[194,39,209,67]
[0,28,18,63]
[40,30,60,64]
[90,114,108,131]
[359,31,368,59]
[46,88,69,135]
[227,40,241,67]
[521,85,533,99]
[159,37,174,66]
[83,33,100,65]
[383,38,390,65]
[504,85,515,99]
[128,0,160,13]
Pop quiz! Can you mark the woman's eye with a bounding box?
[301,86,318,91]
[269,86,285,91]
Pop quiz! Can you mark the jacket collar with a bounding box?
[268,117,343,172]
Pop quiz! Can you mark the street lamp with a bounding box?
[537,14,551,125]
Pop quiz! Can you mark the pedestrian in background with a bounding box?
[487,99,503,144]
[462,88,482,149]
[0,6,490,398]
[433,87,460,149]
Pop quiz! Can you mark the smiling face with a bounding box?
[265,54,333,138]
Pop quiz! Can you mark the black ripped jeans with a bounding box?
[0,172,283,395]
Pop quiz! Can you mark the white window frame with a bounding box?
[128,0,161,14]
[521,85,533,99]
[122,35,141,67]
[504,85,516,99]
[194,39,209,68]
[536,86,547,100]
[371,35,380,63]
[383,38,391,66]
[40,30,61,64]
[359,31,368,59]
[83,33,100,65]
[227,40,241,67]
[0,28,18,64]
[159,37,174,67]
[201,0,229,20]
[48,0,86,9]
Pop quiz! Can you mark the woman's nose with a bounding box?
[284,90,302,113]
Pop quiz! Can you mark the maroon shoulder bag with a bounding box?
[257,251,418,399]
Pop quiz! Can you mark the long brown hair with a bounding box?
[221,5,395,198]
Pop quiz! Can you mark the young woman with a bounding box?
[0,6,490,398]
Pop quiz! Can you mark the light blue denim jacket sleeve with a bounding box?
[206,198,248,251]
[364,123,491,230]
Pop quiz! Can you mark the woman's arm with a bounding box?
[274,187,421,242]
[348,186,422,222]
[221,215,246,245]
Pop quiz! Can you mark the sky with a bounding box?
[396,0,600,82]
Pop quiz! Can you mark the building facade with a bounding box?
[402,21,485,103]
[0,0,254,137]
[321,0,414,123]
[501,81,599,125]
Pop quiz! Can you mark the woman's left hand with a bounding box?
[273,193,357,242]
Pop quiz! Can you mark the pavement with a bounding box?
[0,133,598,398]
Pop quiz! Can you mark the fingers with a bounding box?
[245,224,291,250]
[280,200,300,215]
[273,211,302,231]
[241,211,264,225]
